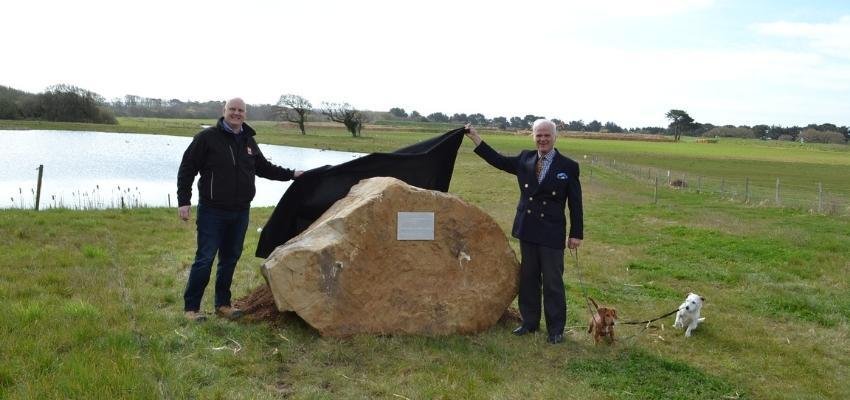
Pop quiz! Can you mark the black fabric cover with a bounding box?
[255,128,465,258]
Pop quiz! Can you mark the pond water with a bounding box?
[0,130,362,209]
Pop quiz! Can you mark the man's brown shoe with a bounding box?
[185,310,207,322]
[215,306,243,320]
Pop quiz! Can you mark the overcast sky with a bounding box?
[2,0,849,128]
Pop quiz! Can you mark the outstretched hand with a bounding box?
[464,123,482,146]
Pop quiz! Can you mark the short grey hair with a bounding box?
[224,97,246,109]
[532,118,556,134]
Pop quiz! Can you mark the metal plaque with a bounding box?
[396,212,435,240]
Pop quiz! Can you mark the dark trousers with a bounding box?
[518,240,566,336]
[183,204,250,311]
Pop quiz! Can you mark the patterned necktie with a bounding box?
[535,156,543,180]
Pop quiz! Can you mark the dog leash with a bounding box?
[573,249,628,343]
[620,308,680,325]
[616,308,680,342]
[569,249,597,321]
[570,248,681,342]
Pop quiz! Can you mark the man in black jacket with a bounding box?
[465,120,583,344]
[177,98,302,321]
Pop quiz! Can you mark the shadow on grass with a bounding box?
[566,349,747,399]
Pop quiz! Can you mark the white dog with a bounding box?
[673,293,705,337]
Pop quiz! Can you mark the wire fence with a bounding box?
[7,184,153,210]
[5,158,848,216]
[3,165,162,210]
[586,155,850,216]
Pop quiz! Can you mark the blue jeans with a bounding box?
[183,204,250,311]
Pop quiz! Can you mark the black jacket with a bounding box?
[474,141,583,249]
[177,118,294,210]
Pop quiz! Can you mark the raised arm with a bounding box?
[465,124,520,175]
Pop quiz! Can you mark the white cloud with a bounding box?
[752,15,850,59]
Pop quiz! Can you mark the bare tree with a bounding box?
[321,102,367,137]
[275,94,312,135]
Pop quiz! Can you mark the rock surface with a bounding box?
[261,177,519,337]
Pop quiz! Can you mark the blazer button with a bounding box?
[540,213,544,217]
[542,201,547,205]
[527,209,531,214]
[552,191,556,196]
[529,197,533,201]
[524,183,529,188]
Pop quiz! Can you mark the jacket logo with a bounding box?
[246,146,253,156]
[556,172,568,180]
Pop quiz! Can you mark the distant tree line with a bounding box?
[2,84,847,143]
[388,106,629,133]
[388,106,848,144]
[658,109,848,143]
[0,84,117,124]
[109,95,279,120]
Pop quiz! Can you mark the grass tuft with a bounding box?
[81,244,106,259]
[62,299,101,319]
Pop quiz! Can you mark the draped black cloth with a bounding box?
[255,128,465,258]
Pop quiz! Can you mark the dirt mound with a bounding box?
[236,284,522,331]
[498,306,522,325]
[670,179,688,188]
[234,285,281,323]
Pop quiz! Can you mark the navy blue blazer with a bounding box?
[474,141,583,249]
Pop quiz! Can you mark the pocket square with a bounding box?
[556,172,568,180]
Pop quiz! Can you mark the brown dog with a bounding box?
[587,297,618,344]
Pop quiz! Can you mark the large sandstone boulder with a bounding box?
[261,177,519,337]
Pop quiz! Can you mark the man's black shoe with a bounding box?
[512,326,537,336]
[547,334,564,344]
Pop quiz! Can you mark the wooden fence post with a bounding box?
[818,182,823,213]
[775,178,781,205]
[35,164,43,211]
[745,177,750,203]
[654,177,658,204]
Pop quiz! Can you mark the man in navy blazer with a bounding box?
[465,119,583,344]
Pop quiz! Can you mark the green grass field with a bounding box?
[1,118,849,399]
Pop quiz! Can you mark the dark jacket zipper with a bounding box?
[229,142,239,203]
